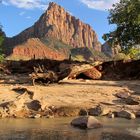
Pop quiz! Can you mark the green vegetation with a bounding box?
[71,47,109,62]
[103,0,140,50]
[42,38,109,62]
[72,55,85,62]
[0,25,5,62]
[113,53,130,61]
[122,46,140,60]
[113,46,140,61]
[6,55,31,61]
[42,38,72,57]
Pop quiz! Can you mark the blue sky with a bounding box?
[0,0,119,43]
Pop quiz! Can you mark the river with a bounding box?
[0,117,140,140]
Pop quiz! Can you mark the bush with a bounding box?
[113,53,131,61]
[127,47,140,60]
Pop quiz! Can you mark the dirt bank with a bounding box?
[0,77,139,119]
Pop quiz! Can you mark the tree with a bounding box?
[0,25,5,62]
[103,0,140,49]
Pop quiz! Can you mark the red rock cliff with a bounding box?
[5,2,101,60]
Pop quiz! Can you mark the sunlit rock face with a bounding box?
[4,2,102,60]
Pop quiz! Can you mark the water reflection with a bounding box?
[0,118,139,140]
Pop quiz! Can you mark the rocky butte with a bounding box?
[4,2,104,61]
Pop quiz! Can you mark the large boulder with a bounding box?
[71,116,103,129]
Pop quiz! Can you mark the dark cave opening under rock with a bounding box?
[76,73,92,80]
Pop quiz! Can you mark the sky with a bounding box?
[0,0,120,43]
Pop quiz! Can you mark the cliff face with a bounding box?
[10,38,66,60]
[102,42,121,57]
[5,2,102,60]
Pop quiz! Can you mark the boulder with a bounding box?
[117,110,136,119]
[71,116,103,129]
[88,105,110,116]
[83,67,102,80]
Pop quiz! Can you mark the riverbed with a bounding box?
[0,117,140,140]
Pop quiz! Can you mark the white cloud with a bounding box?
[19,11,26,16]
[2,1,9,5]
[2,0,49,10]
[80,0,120,11]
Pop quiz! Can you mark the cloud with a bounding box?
[2,0,49,10]
[26,16,31,19]
[80,0,120,11]
[19,11,26,16]
[2,1,9,5]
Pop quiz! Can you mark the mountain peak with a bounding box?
[48,2,61,9]
[5,2,102,60]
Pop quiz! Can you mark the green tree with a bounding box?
[0,25,5,62]
[103,0,140,49]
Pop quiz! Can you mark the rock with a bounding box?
[115,92,131,99]
[11,38,67,60]
[88,105,110,116]
[117,110,136,119]
[102,41,121,57]
[27,100,41,111]
[71,116,103,129]
[83,67,102,80]
[125,96,139,105]
[5,2,101,60]
[79,109,88,116]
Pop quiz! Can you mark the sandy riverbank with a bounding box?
[0,77,139,118]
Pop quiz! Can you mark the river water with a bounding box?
[0,117,140,140]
